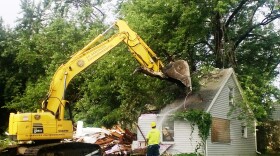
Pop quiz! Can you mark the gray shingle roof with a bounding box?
[160,68,234,114]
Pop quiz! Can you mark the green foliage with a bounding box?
[121,0,210,67]
[73,46,182,127]
[257,121,280,153]
[4,77,49,112]
[190,65,217,92]
[235,28,280,121]
[227,99,256,132]
[0,0,279,139]
[0,137,16,148]
[121,0,280,124]
[175,153,202,156]
[174,109,212,152]
[0,0,185,130]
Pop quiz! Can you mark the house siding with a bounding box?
[271,104,280,121]
[167,120,203,155]
[136,69,257,156]
[137,114,157,142]
[206,76,256,156]
[137,114,203,155]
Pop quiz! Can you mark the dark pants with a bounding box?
[147,144,160,156]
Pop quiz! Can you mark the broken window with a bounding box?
[161,119,174,142]
[211,117,230,143]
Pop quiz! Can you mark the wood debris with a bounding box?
[73,124,136,155]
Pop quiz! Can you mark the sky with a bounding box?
[0,0,118,27]
[0,1,21,27]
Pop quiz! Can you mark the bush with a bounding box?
[0,137,16,148]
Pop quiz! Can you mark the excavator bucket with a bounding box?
[163,60,192,90]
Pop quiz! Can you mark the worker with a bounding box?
[146,121,160,156]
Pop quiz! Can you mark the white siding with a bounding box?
[166,120,203,155]
[137,114,204,155]
[137,72,257,156]
[137,114,157,142]
[271,104,280,121]
[206,76,256,156]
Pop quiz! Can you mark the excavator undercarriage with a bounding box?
[1,20,192,156]
[0,142,101,156]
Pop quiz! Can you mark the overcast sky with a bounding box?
[0,1,21,27]
[0,0,118,27]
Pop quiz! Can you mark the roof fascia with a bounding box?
[206,68,233,113]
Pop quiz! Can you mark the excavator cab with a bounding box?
[3,20,192,156]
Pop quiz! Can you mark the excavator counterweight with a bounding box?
[3,20,192,156]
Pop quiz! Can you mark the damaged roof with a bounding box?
[187,68,235,111]
[160,68,238,114]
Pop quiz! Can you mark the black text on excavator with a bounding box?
[2,20,191,156]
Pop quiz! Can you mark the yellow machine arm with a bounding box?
[42,20,191,118]
[7,21,191,152]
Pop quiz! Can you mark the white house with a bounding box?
[271,104,280,121]
[135,68,257,156]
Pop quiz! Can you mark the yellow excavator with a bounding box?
[1,20,191,156]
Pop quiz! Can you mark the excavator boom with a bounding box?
[42,20,191,116]
[4,20,191,156]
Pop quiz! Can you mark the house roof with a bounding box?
[187,68,235,112]
[160,68,237,114]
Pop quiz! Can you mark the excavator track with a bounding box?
[24,142,101,156]
[0,142,102,156]
[0,145,18,156]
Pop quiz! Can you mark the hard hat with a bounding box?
[150,121,156,128]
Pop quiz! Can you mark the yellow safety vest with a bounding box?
[146,128,160,145]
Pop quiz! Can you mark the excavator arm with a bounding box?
[43,20,191,117]
[5,20,191,156]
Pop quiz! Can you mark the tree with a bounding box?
[0,19,18,133]
[2,0,105,120]
[72,46,182,127]
[1,0,279,136]
[121,0,280,119]
[121,0,280,153]
[1,0,183,130]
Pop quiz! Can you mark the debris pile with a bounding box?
[73,122,136,155]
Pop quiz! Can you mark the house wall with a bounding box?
[136,114,203,155]
[271,104,280,121]
[169,120,202,155]
[206,75,256,156]
[137,114,157,142]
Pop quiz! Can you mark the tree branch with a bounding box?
[195,40,214,52]
[225,0,248,28]
[234,13,280,50]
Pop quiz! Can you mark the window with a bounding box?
[229,87,234,106]
[241,124,248,138]
[211,117,231,143]
[161,119,174,142]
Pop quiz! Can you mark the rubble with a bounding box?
[72,121,136,155]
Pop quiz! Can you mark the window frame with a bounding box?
[211,117,231,144]
[241,123,248,138]
[228,86,234,106]
[161,117,174,142]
